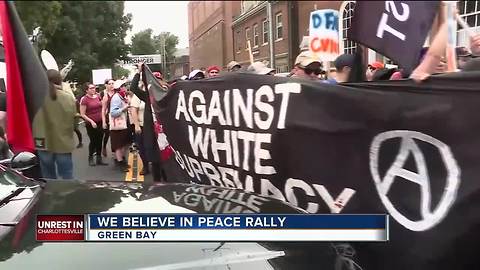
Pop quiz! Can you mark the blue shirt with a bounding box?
[110,93,126,118]
[323,78,338,84]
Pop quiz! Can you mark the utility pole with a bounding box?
[267,1,275,69]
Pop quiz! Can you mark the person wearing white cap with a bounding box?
[291,51,323,80]
[188,69,205,80]
[227,61,242,72]
[247,61,276,75]
[109,79,131,172]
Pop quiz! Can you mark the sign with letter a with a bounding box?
[309,9,339,62]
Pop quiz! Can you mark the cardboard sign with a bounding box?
[309,9,339,61]
[92,69,112,85]
[123,54,162,65]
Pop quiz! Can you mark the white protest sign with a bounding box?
[92,69,112,85]
[123,54,162,65]
[309,9,340,61]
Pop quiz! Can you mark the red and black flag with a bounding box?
[141,65,173,161]
[0,1,49,153]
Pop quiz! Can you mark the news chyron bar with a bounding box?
[36,214,389,242]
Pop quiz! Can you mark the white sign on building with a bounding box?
[123,54,162,65]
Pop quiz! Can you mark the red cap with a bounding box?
[369,61,384,69]
[153,72,163,79]
[207,65,221,73]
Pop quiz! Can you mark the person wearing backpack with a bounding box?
[109,80,131,172]
[80,83,108,166]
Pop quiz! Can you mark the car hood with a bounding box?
[0,180,340,269]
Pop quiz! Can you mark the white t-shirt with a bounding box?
[130,94,145,127]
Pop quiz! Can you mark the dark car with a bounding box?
[0,153,353,270]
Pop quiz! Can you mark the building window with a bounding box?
[457,0,480,47]
[253,24,259,47]
[262,19,268,44]
[339,1,357,54]
[245,27,251,49]
[275,13,283,40]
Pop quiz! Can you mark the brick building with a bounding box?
[188,1,240,70]
[189,1,480,72]
[169,47,190,78]
[232,1,290,72]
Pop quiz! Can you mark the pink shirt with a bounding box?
[80,94,102,123]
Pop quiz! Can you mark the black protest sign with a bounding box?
[152,72,480,269]
[350,1,440,71]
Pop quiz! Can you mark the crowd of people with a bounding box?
[3,10,478,182]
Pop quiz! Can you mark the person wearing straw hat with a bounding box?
[291,51,323,80]
[247,61,276,75]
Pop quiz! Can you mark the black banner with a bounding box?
[150,72,480,269]
[350,1,440,71]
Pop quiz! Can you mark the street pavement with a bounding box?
[72,124,153,183]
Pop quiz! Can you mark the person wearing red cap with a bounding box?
[366,61,384,81]
[207,65,221,78]
[152,71,163,80]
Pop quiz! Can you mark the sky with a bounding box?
[124,1,189,49]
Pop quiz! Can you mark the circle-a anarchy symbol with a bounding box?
[369,130,460,231]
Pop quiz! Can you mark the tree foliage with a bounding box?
[16,1,132,84]
[14,1,62,39]
[130,29,179,71]
[154,32,179,64]
[130,28,156,55]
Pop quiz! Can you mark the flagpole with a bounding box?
[247,40,254,65]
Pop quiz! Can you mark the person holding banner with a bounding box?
[471,34,480,56]
[227,61,241,72]
[206,66,221,78]
[324,54,355,84]
[291,51,323,80]
[188,69,205,80]
[247,61,276,75]
[130,63,168,182]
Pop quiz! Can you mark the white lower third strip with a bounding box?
[86,229,387,241]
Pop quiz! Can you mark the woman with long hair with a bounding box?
[101,79,115,157]
[109,80,131,172]
[80,83,108,166]
[32,69,77,179]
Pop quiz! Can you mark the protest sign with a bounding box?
[91,68,112,85]
[350,1,440,71]
[309,9,339,61]
[146,71,480,269]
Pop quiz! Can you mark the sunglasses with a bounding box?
[304,67,323,75]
